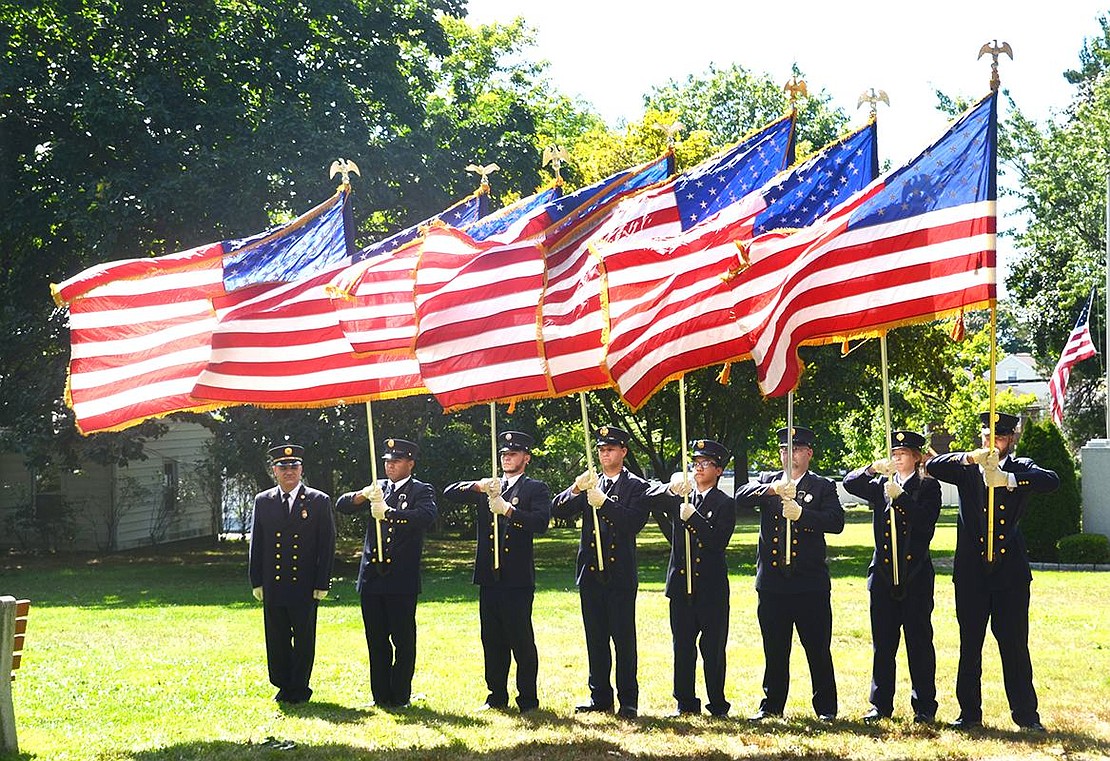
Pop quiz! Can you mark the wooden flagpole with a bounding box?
[364,402,384,564]
[489,403,500,572]
[579,394,605,572]
[678,377,693,596]
[880,334,900,587]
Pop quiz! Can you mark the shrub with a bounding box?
[1016,420,1081,561]
[1056,533,1110,564]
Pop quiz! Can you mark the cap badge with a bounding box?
[896,432,905,441]
[600,426,609,436]
[284,447,293,456]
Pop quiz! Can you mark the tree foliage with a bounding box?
[1001,13,1109,446]
[1016,419,1082,561]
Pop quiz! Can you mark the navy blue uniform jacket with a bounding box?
[335,477,437,595]
[249,485,336,605]
[842,467,941,594]
[735,471,844,594]
[443,477,551,589]
[552,469,649,590]
[643,483,736,599]
[927,452,1059,590]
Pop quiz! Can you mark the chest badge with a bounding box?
[301,509,308,519]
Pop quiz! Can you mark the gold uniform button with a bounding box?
[1000,548,1007,554]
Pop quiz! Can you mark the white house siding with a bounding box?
[113,421,215,551]
[0,421,215,551]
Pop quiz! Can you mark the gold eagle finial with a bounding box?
[977,41,1013,93]
[856,88,890,116]
[329,158,360,187]
[465,162,500,188]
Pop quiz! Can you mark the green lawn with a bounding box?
[3,507,1109,760]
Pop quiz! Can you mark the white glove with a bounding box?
[782,498,802,521]
[575,469,599,493]
[371,500,388,521]
[361,483,384,502]
[884,480,904,501]
[870,458,895,477]
[768,477,796,499]
[668,472,693,498]
[312,589,328,601]
[479,477,502,496]
[679,502,696,522]
[586,487,608,508]
[983,466,1011,490]
[252,587,263,602]
[967,447,995,466]
[489,495,510,516]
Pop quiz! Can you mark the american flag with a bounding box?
[543,114,796,396]
[53,191,350,434]
[190,191,488,406]
[1048,289,1098,426]
[744,93,998,397]
[599,120,877,408]
[407,155,672,410]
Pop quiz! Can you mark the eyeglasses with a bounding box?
[275,463,301,470]
[691,460,718,470]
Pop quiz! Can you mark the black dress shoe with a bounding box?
[476,702,508,712]
[949,717,982,730]
[668,708,700,717]
[1019,721,1047,733]
[748,710,782,722]
[913,713,935,724]
[817,714,836,723]
[616,706,638,719]
[575,702,613,713]
[862,708,890,723]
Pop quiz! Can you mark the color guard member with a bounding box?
[552,426,649,719]
[843,430,941,723]
[736,426,844,722]
[927,411,1059,732]
[249,442,336,704]
[335,437,437,709]
[443,431,552,713]
[644,439,737,717]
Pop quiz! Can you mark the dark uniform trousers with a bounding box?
[249,485,336,703]
[927,452,1059,726]
[444,475,551,711]
[645,483,736,716]
[736,470,844,718]
[336,478,437,707]
[552,470,649,711]
[843,467,941,717]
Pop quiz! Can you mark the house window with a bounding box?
[1006,369,1017,382]
[163,462,179,514]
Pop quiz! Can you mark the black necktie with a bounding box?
[283,492,291,516]
[693,493,704,510]
[601,477,612,493]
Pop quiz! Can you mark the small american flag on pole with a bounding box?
[1048,289,1098,426]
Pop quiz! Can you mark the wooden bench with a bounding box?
[11,599,28,681]
[1,596,29,754]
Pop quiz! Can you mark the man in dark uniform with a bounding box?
[736,426,844,722]
[843,430,941,723]
[552,425,649,719]
[443,431,551,713]
[927,411,1059,732]
[249,442,336,704]
[643,439,736,717]
[335,437,437,709]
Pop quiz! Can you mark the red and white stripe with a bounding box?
[57,243,228,433]
[1048,302,1097,426]
[413,226,548,410]
[597,197,767,409]
[746,200,997,396]
[191,268,426,405]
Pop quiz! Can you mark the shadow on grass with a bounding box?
[111,720,1110,761]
